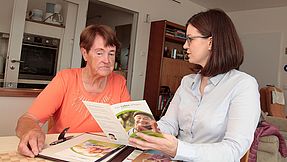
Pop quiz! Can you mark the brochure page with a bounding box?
[83,100,163,145]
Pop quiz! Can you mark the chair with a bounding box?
[257,85,287,162]
[256,115,287,162]
[47,117,54,132]
[240,150,249,162]
[259,85,286,118]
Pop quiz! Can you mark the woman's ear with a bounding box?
[208,37,212,50]
[81,47,88,61]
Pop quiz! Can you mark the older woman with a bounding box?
[129,9,260,162]
[16,25,130,157]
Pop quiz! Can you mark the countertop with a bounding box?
[0,88,42,97]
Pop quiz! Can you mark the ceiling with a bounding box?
[188,0,287,12]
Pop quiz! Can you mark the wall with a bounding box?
[228,7,287,99]
[0,97,34,136]
[86,2,133,29]
[96,0,205,100]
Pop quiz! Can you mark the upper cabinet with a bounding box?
[0,0,14,33]
[0,0,88,88]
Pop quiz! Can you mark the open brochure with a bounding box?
[83,100,163,145]
[38,133,125,162]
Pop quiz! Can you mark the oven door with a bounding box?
[19,43,58,80]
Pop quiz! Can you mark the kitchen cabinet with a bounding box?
[1,0,88,88]
[0,0,14,33]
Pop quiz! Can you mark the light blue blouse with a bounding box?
[157,69,261,162]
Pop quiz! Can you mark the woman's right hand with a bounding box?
[17,128,45,157]
[16,113,46,158]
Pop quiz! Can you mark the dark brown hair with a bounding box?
[80,24,120,53]
[186,9,244,77]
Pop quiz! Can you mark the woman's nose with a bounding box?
[102,54,110,63]
[183,41,189,49]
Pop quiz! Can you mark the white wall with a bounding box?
[228,6,287,99]
[86,2,133,29]
[97,0,205,100]
[0,97,34,136]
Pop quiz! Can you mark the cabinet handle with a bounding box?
[11,59,24,63]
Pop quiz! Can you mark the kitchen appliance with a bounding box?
[29,9,44,21]
[19,33,60,81]
[44,3,64,25]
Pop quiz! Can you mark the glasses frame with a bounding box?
[185,35,210,45]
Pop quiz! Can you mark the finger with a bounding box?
[129,140,150,150]
[136,132,162,143]
[29,138,40,155]
[37,134,45,152]
[129,135,158,150]
[17,141,35,158]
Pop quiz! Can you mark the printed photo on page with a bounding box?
[38,133,124,162]
[54,139,121,162]
[83,100,163,145]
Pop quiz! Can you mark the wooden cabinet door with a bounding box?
[161,57,181,93]
[161,58,194,93]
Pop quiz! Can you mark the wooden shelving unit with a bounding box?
[144,20,195,119]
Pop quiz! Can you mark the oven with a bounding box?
[19,33,59,81]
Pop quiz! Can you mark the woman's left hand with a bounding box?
[128,132,178,157]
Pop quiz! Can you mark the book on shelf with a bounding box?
[165,32,175,37]
[158,86,173,112]
[83,100,163,146]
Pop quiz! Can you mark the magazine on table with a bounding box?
[37,133,125,162]
[83,100,163,145]
[122,149,175,162]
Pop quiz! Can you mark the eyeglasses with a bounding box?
[185,35,210,45]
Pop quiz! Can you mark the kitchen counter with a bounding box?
[0,88,42,97]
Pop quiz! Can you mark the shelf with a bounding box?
[144,20,189,119]
[163,57,187,62]
[24,20,65,39]
[25,19,65,28]
[165,35,186,44]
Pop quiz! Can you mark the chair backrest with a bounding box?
[259,85,286,118]
[240,150,249,162]
[47,117,54,132]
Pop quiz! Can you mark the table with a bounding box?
[0,134,59,154]
[0,134,61,161]
[0,133,137,161]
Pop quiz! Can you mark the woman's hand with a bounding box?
[17,127,45,157]
[16,114,46,158]
[129,132,178,157]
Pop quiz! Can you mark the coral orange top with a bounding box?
[28,68,131,133]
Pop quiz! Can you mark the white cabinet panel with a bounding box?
[4,0,28,87]
[0,0,14,33]
[24,21,64,39]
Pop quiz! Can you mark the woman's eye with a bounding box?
[109,52,115,56]
[96,52,104,55]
